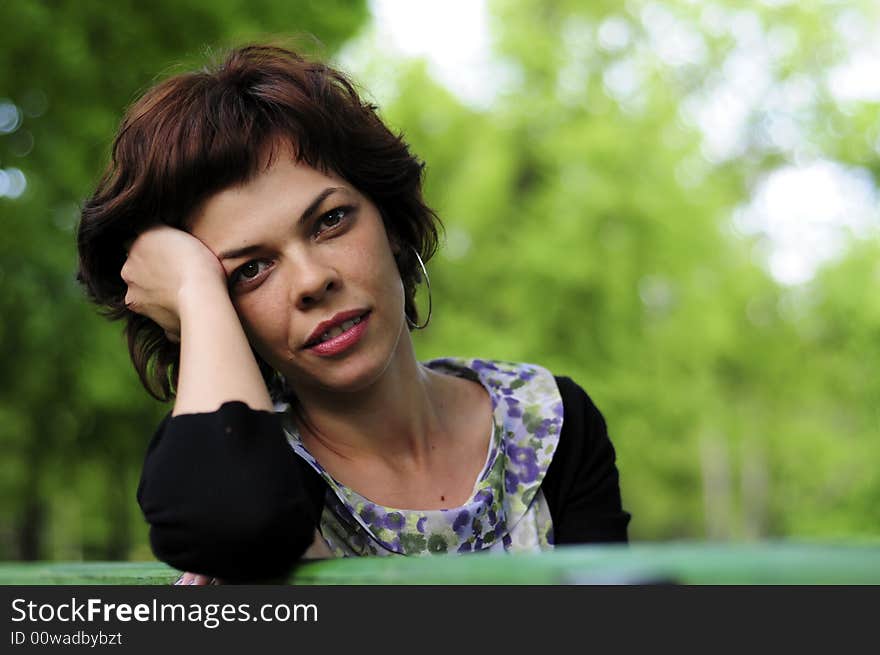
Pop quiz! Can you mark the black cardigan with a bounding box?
[137,376,630,582]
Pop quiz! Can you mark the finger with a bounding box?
[190,574,212,586]
[174,572,192,585]
[123,288,144,313]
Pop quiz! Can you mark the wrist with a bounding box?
[177,273,232,322]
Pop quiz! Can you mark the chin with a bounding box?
[323,351,395,393]
[276,348,391,396]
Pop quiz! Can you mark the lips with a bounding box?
[303,309,371,348]
[306,312,371,357]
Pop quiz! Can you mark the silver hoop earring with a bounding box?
[406,247,432,330]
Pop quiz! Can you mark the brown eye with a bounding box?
[316,206,353,234]
[322,208,345,228]
[230,260,271,288]
[240,261,260,279]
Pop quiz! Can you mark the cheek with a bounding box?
[389,263,406,303]
[340,229,400,294]
[368,228,405,293]
[234,290,289,348]
[369,247,406,315]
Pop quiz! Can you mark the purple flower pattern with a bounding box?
[282,358,561,557]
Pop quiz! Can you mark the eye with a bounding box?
[315,206,352,235]
[230,260,271,288]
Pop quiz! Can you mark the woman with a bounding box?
[77,44,630,584]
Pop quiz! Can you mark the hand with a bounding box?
[174,572,223,585]
[121,225,227,342]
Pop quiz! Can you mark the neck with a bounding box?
[290,336,450,471]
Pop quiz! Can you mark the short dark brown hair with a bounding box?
[77,44,441,402]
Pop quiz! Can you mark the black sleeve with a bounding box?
[136,401,325,582]
[541,376,631,544]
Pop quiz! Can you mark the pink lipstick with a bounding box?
[305,311,371,357]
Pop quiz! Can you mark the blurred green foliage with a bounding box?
[1,0,878,562]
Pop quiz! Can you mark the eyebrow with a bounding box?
[219,186,345,261]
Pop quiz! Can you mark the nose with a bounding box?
[289,252,339,310]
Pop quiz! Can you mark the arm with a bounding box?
[542,376,631,544]
[124,226,319,582]
[121,225,272,416]
[137,402,323,583]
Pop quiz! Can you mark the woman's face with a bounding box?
[188,153,408,395]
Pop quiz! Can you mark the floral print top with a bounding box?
[279,358,565,557]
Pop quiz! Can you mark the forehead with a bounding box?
[188,155,348,244]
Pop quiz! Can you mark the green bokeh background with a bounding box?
[1,0,878,564]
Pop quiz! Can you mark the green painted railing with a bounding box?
[2,541,879,585]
